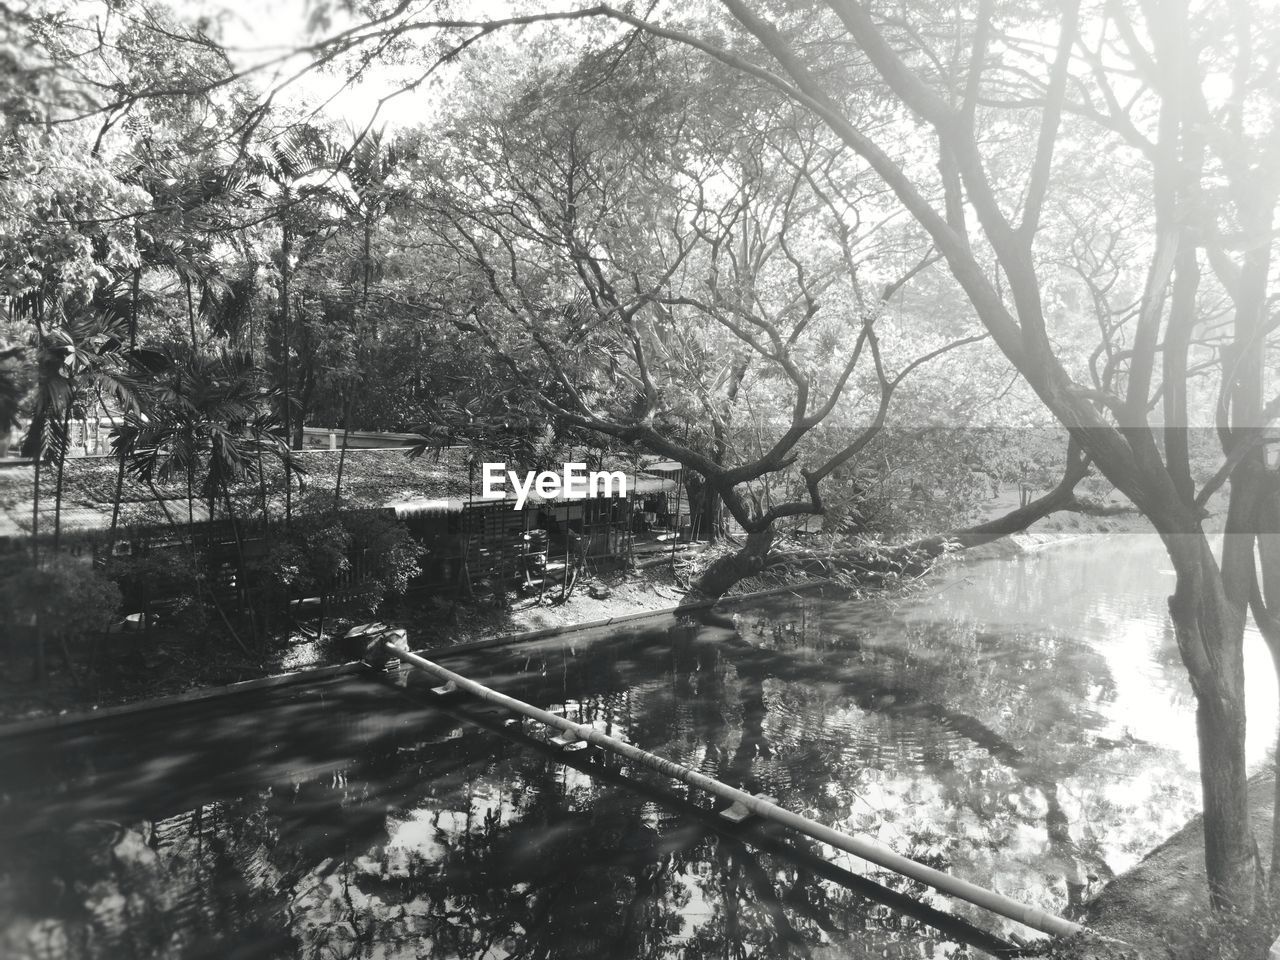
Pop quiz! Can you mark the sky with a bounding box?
[169,0,598,131]
[188,0,446,129]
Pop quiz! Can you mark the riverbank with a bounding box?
[0,519,1146,726]
[0,563,705,725]
[2,553,824,726]
[1077,771,1277,959]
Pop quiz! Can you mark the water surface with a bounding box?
[1,534,1274,959]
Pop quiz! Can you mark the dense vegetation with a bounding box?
[2,0,1278,944]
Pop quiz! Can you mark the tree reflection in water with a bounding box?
[3,537,1258,960]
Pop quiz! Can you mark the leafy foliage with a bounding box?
[0,556,122,642]
[255,491,423,614]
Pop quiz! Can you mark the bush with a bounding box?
[295,518,354,597]
[255,496,423,616]
[350,511,423,611]
[0,555,122,645]
[101,548,208,631]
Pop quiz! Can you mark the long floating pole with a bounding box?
[376,642,1083,939]
[431,692,1021,958]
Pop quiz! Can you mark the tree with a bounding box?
[303,126,411,503]
[22,302,136,553]
[419,37,985,599]
[120,346,289,650]
[546,0,1275,913]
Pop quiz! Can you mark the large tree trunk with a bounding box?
[1193,690,1255,910]
[1166,531,1257,911]
[686,527,775,604]
[700,485,723,542]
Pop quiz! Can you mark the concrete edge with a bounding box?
[0,579,830,741]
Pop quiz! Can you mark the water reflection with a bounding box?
[1,534,1273,959]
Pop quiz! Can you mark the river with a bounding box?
[0,533,1274,959]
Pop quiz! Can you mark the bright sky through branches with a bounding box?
[165,0,613,130]
[171,0,437,128]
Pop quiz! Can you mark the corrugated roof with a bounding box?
[642,459,684,475]
[632,475,680,495]
[388,497,466,518]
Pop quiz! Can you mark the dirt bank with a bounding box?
[397,564,695,650]
[1082,772,1277,959]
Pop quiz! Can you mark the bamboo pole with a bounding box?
[433,691,1020,958]
[378,642,1083,940]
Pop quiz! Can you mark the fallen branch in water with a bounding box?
[670,438,1130,606]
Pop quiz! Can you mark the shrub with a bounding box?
[350,511,423,610]
[101,548,208,631]
[0,555,122,645]
[254,497,423,616]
